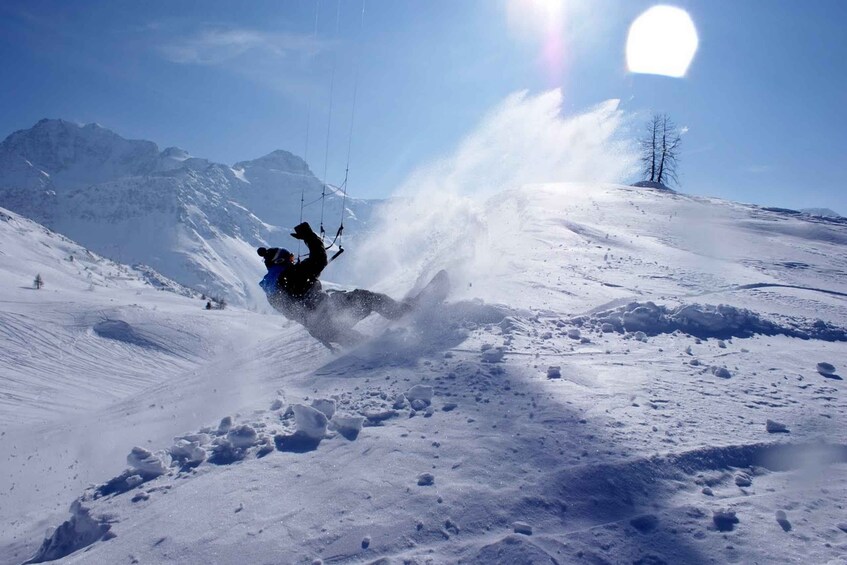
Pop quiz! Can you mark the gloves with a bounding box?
[291,222,313,240]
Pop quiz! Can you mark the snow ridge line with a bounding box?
[732,282,847,298]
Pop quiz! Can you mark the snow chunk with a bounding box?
[392,394,408,409]
[711,366,732,379]
[513,521,533,535]
[405,385,434,404]
[713,508,739,531]
[310,398,336,419]
[170,439,206,466]
[361,408,397,424]
[292,403,328,440]
[217,416,233,435]
[330,414,365,441]
[411,398,428,411]
[126,447,169,477]
[735,473,752,487]
[227,424,258,448]
[775,510,792,532]
[766,419,789,433]
[547,366,562,379]
[417,473,435,486]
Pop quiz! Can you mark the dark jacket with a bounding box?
[260,223,328,318]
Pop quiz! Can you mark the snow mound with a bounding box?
[472,534,558,563]
[800,208,843,219]
[578,301,847,341]
[25,500,114,564]
[92,319,165,350]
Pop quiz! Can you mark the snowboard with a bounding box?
[404,269,450,314]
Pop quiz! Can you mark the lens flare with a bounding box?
[626,5,698,78]
[506,0,573,85]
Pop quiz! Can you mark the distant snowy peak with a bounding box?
[233,149,312,176]
[0,119,166,189]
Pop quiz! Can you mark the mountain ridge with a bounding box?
[0,119,375,305]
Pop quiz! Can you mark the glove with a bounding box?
[291,221,313,240]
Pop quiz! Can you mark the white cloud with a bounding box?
[157,27,326,66]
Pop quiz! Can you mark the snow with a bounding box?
[1,124,847,563]
[801,208,843,219]
[291,403,329,440]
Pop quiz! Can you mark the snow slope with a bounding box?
[0,120,375,306]
[0,207,304,560]
[2,183,847,565]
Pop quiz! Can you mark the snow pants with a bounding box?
[300,289,410,347]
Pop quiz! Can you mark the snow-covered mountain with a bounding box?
[0,119,375,305]
[2,181,846,565]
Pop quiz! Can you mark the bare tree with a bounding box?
[640,114,682,187]
[34,273,43,289]
[640,115,660,184]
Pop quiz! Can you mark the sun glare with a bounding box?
[506,0,566,39]
[506,0,574,85]
[626,5,698,78]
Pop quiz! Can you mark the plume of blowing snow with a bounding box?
[350,89,637,297]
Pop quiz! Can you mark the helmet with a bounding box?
[257,247,294,264]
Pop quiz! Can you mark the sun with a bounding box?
[626,5,699,78]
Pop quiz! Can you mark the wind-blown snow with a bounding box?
[350,91,638,295]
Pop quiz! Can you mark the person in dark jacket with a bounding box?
[258,221,411,347]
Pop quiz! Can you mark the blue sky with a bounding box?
[0,0,845,213]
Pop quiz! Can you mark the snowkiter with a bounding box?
[258,221,411,347]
